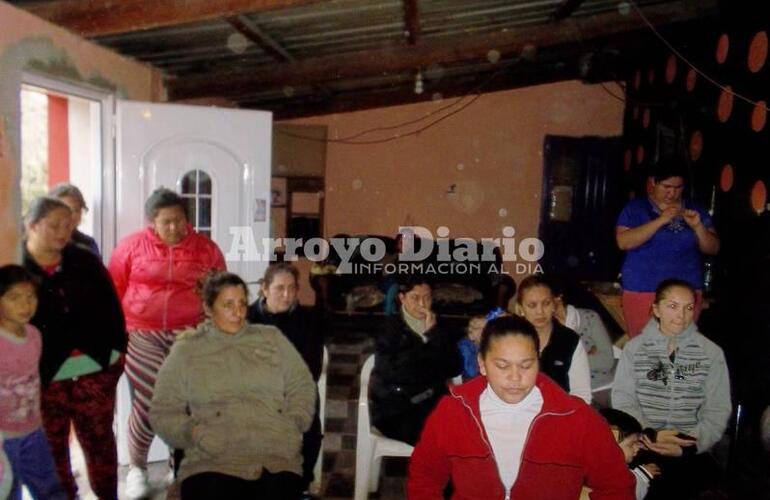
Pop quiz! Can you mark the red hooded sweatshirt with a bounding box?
[408,375,635,500]
[108,227,226,331]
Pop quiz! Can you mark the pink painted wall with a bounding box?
[0,1,164,264]
[283,80,624,277]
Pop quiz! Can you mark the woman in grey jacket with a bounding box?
[611,278,731,499]
[150,272,316,499]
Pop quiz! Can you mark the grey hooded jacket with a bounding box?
[150,320,316,482]
[611,318,731,452]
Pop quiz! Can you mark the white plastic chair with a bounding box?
[309,346,329,495]
[354,355,414,500]
[591,344,623,394]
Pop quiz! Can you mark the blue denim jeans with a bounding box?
[2,427,66,500]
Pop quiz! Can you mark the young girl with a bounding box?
[458,315,486,380]
[0,265,65,500]
[1,433,13,500]
[459,308,508,380]
[598,408,661,500]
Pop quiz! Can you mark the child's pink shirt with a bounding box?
[0,324,42,436]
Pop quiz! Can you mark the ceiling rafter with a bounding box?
[21,0,330,37]
[551,0,587,21]
[226,15,335,98]
[169,0,704,101]
[403,0,421,45]
[227,15,295,62]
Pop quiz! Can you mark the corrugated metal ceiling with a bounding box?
[6,0,714,117]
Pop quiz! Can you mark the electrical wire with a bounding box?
[627,0,770,112]
[279,89,488,145]
[599,81,627,104]
[276,59,512,145]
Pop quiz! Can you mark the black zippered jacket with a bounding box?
[23,243,127,385]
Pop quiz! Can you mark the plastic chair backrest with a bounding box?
[358,355,375,431]
[319,346,329,432]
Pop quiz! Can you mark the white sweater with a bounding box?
[568,341,593,404]
[479,385,544,493]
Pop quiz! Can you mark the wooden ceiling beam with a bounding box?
[403,0,421,45]
[551,0,587,21]
[226,15,335,97]
[21,0,329,37]
[169,0,710,100]
[227,15,295,62]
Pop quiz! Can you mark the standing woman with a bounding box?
[611,279,731,499]
[246,262,324,491]
[22,197,127,499]
[515,275,592,404]
[108,188,225,498]
[616,162,719,337]
[49,183,100,256]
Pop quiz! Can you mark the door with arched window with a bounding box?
[115,100,272,285]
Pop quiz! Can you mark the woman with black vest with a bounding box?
[515,275,591,403]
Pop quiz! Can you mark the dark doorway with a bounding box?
[538,135,626,282]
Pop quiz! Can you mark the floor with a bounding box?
[314,317,409,500]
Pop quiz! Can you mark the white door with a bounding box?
[114,100,272,464]
[115,100,271,281]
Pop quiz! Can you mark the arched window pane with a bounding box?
[200,198,211,227]
[184,197,196,224]
[178,169,213,234]
[199,171,212,195]
[180,171,197,194]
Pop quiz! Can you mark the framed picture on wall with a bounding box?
[271,177,287,207]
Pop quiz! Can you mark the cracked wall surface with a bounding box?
[0,1,164,264]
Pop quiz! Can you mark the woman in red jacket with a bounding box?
[408,315,635,500]
[108,188,225,498]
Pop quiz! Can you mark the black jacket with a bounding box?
[23,243,127,385]
[371,313,462,423]
[540,320,580,392]
[247,300,324,381]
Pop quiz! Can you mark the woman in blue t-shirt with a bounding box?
[615,162,719,338]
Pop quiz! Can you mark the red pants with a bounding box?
[41,362,123,500]
[622,290,703,338]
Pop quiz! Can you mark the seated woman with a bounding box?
[371,276,462,445]
[515,275,592,403]
[550,279,617,389]
[246,262,324,491]
[408,315,635,499]
[150,272,316,500]
[611,278,731,500]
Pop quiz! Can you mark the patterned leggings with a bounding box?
[41,361,123,500]
[125,330,178,467]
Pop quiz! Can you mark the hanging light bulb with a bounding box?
[414,70,424,95]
